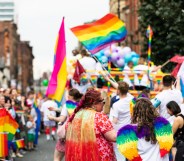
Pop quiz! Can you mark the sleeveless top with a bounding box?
[174,114,184,141]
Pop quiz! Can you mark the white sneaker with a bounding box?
[16,152,23,158]
[46,135,50,140]
[11,152,16,158]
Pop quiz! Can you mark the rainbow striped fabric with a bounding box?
[117,117,173,161]
[0,108,18,141]
[46,18,67,101]
[12,139,25,149]
[0,133,8,157]
[71,13,127,54]
[154,117,173,157]
[66,100,78,116]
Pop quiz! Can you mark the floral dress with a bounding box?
[94,112,116,161]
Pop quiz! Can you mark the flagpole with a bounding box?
[92,55,117,83]
[147,25,153,88]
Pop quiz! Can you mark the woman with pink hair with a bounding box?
[65,89,117,161]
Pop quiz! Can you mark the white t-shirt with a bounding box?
[180,104,184,115]
[79,57,97,74]
[133,65,149,87]
[26,121,35,134]
[123,66,133,87]
[138,138,169,161]
[60,104,68,117]
[112,94,134,131]
[156,89,183,124]
[40,100,57,121]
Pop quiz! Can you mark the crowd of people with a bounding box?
[1,50,184,161]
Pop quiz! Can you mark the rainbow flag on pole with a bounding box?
[71,13,127,54]
[46,18,67,102]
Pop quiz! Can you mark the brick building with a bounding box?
[109,0,142,54]
[0,21,34,93]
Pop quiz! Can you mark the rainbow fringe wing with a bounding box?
[130,97,136,117]
[154,117,173,157]
[66,100,78,116]
[117,125,142,161]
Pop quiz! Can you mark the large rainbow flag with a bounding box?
[71,13,127,54]
[46,18,67,102]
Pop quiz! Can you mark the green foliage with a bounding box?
[138,0,184,72]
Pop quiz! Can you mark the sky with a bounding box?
[16,0,109,79]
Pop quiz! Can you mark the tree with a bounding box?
[138,0,184,72]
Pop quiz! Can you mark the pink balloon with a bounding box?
[117,58,125,67]
[111,52,119,61]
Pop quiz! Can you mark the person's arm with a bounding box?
[48,115,67,123]
[176,76,181,91]
[172,117,181,135]
[104,129,117,142]
[102,74,118,89]
[112,104,119,124]
[112,117,118,124]
[48,106,61,113]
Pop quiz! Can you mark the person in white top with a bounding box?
[40,98,57,141]
[133,56,149,90]
[111,81,134,161]
[155,75,183,124]
[123,61,134,89]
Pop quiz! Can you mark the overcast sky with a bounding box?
[16,0,109,79]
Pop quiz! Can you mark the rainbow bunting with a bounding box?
[71,13,127,54]
[0,133,8,157]
[137,73,143,83]
[129,74,134,84]
[66,100,78,116]
[46,18,67,102]
[155,75,163,84]
[154,117,173,157]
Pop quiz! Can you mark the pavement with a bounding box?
[15,134,56,161]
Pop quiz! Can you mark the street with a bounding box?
[16,134,56,161]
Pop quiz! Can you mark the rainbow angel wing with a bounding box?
[154,117,173,157]
[130,97,136,117]
[117,125,142,161]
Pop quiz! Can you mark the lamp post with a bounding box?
[117,0,120,19]
[117,0,121,46]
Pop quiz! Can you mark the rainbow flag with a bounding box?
[71,13,127,54]
[0,133,8,157]
[66,100,78,116]
[46,18,67,102]
[0,108,18,141]
[12,139,25,149]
